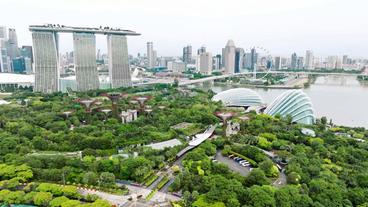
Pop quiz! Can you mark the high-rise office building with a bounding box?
[342,55,348,65]
[0,26,7,39]
[7,28,19,59]
[199,52,212,75]
[0,47,11,73]
[183,45,192,64]
[32,31,59,93]
[250,48,258,70]
[0,26,9,73]
[305,50,314,70]
[274,56,282,70]
[107,35,132,88]
[168,61,186,73]
[197,46,206,55]
[213,54,221,71]
[223,40,236,74]
[153,50,157,67]
[196,46,205,72]
[146,42,155,68]
[12,57,32,74]
[30,24,140,93]
[21,46,33,63]
[327,56,340,69]
[290,53,298,69]
[297,57,304,69]
[244,53,252,69]
[336,57,343,69]
[73,33,100,91]
[235,48,244,73]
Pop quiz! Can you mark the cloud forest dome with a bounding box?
[212,88,263,107]
[264,90,315,125]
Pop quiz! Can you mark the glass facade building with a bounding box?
[212,88,263,107]
[264,90,315,125]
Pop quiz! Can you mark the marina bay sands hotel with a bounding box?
[29,24,140,93]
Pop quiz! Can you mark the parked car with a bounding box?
[239,160,249,164]
[234,157,243,161]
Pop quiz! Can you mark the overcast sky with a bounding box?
[1,0,368,58]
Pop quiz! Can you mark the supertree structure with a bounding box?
[215,111,234,137]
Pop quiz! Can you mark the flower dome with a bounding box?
[264,90,315,125]
[212,88,263,107]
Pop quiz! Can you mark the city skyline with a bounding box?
[1,0,368,58]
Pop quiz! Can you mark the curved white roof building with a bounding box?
[264,90,315,125]
[212,88,263,107]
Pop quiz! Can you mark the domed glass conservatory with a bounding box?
[212,88,263,107]
[264,90,315,125]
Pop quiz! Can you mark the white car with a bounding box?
[241,163,250,167]
[239,160,249,164]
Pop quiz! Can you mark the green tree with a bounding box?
[287,172,301,184]
[309,178,345,207]
[244,168,271,186]
[275,185,313,207]
[60,199,80,207]
[50,196,70,207]
[33,192,53,207]
[37,183,63,196]
[82,172,98,186]
[62,186,79,199]
[245,185,276,207]
[99,172,115,187]
[259,159,279,178]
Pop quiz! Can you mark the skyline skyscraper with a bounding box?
[146,42,155,68]
[223,40,236,74]
[21,46,33,63]
[342,55,348,65]
[7,28,19,60]
[0,26,7,39]
[274,56,282,70]
[197,46,206,55]
[107,35,132,88]
[0,26,10,73]
[213,54,221,71]
[243,53,252,69]
[12,56,32,74]
[250,48,257,70]
[73,33,100,91]
[305,50,314,70]
[199,51,212,75]
[235,47,244,73]
[297,57,304,69]
[30,24,140,93]
[182,45,192,64]
[291,52,298,69]
[32,31,59,93]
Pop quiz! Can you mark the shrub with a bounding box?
[229,151,258,167]
[157,177,170,190]
[144,175,159,187]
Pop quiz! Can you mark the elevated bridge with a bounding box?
[178,71,365,86]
